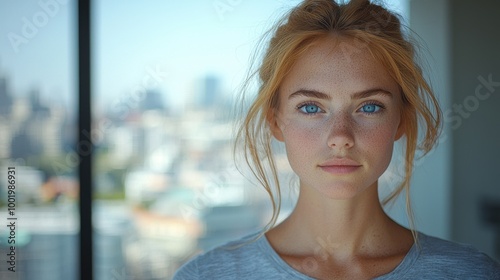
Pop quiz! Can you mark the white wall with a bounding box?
[390,0,500,260]
[385,0,452,240]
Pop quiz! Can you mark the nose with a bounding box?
[326,113,355,149]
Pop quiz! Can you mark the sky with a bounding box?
[0,0,75,106]
[0,0,407,113]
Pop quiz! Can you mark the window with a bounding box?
[92,1,302,278]
[0,1,78,279]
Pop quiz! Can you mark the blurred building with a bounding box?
[0,75,13,117]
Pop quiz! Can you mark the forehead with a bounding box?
[280,35,399,98]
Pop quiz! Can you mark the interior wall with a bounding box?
[384,0,452,239]
[449,0,500,259]
[408,0,500,260]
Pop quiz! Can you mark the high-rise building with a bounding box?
[0,76,13,117]
[28,88,50,118]
[140,90,166,112]
[191,75,221,109]
[202,75,219,107]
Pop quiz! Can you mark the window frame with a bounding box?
[78,0,93,279]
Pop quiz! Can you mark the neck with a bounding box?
[268,181,408,258]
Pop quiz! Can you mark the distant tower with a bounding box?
[192,75,221,109]
[140,90,166,112]
[0,76,13,116]
[203,75,219,107]
[28,88,50,118]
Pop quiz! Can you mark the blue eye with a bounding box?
[299,104,321,114]
[360,104,381,113]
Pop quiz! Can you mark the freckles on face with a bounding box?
[273,35,402,198]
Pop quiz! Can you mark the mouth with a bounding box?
[318,158,362,174]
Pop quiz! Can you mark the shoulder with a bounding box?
[173,231,277,280]
[418,234,497,264]
[411,233,500,279]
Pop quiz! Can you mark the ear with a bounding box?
[267,109,284,142]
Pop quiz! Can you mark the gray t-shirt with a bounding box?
[173,232,500,279]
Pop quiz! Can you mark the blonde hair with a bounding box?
[235,0,442,236]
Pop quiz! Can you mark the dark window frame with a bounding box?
[78,0,93,279]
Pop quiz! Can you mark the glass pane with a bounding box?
[92,1,301,279]
[0,1,78,279]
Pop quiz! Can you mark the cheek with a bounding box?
[359,124,396,148]
[357,110,400,146]
[279,120,326,172]
[358,123,398,168]
[280,119,326,149]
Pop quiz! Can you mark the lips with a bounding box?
[318,158,362,174]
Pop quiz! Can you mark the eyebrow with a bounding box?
[352,88,393,100]
[288,88,394,100]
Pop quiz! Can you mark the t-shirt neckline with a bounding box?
[256,232,424,279]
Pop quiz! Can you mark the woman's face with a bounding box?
[271,36,403,199]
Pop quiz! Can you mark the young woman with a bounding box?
[174,0,500,279]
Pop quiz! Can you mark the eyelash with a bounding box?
[296,102,323,115]
[358,101,385,115]
[296,101,386,115]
